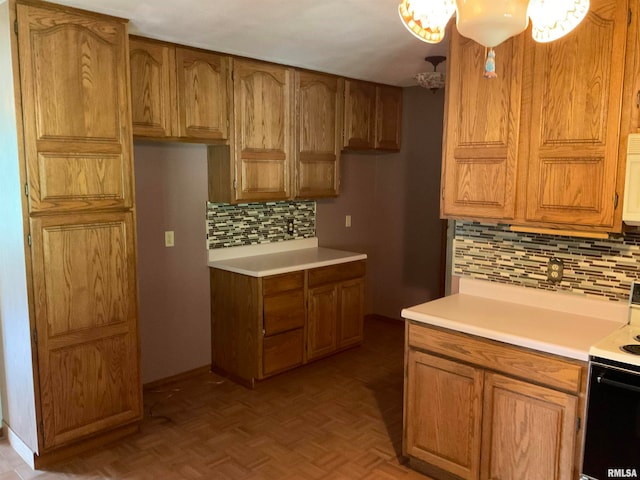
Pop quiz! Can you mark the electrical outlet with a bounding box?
[287,218,294,235]
[547,257,563,283]
[345,215,352,228]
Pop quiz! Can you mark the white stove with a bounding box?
[589,281,640,368]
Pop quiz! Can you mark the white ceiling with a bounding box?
[52,0,448,87]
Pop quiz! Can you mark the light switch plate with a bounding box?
[165,231,175,247]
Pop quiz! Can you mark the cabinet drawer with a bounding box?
[408,323,583,393]
[263,271,304,296]
[263,290,305,335]
[308,260,366,287]
[263,328,304,376]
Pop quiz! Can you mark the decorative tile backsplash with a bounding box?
[454,221,640,302]
[207,201,316,249]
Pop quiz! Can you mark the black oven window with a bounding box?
[582,363,640,479]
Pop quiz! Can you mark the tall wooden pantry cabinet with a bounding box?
[0,0,142,468]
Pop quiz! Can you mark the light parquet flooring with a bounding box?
[0,318,431,480]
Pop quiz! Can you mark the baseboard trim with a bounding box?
[5,414,143,470]
[5,423,36,469]
[143,365,212,391]
[34,423,140,469]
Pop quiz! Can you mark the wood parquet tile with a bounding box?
[0,318,431,480]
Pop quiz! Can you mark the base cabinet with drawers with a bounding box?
[404,322,585,480]
[210,260,366,386]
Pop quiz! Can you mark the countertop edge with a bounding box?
[402,310,590,361]
[208,252,367,277]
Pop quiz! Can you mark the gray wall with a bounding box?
[317,86,446,319]
[134,142,211,384]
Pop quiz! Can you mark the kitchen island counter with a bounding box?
[402,278,628,361]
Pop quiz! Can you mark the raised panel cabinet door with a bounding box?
[30,212,142,450]
[522,0,629,229]
[343,79,376,150]
[480,373,577,480]
[441,30,523,220]
[234,59,293,201]
[307,284,338,360]
[129,37,176,138]
[17,3,134,214]
[294,71,342,198]
[405,350,483,480]
[375,85,402,151]
[337,278,364,348]
[176,47,230,141]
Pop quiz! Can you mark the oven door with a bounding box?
[582,359,640,480]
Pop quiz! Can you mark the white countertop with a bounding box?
[207,238,366,277]
[402,278,628,361]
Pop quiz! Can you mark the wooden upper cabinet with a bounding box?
[129,37,176,138]
[129,38,231,142]
[344,79,403,152]
[441,30,523,220]
[442,0,634,233]
[176,47,230,141]
[17,3,133,213]
[30,211,141,449]
[343,79,376,150]
[294,71,343,199]
[375,85,403,151]
[520,0,630,230]
[233,59,294,201]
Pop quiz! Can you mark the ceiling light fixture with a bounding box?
[415,56,446,91]
[398,0,590,77]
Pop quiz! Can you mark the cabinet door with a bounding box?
[234,59,293,201]
[522,0,629,229]
[375,85,402,151]
[176,47,230,141]
[337,278,364,348]
[343,79,376,150]
[30,212,141,450]
[405,350,483,480]
[307,284,338,360]
[481,373,577,480]
[294,71,342,198]
[17,4,133,213]
[441,30,523,220]
[129,37,176,138]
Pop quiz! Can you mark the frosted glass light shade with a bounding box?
[455,0,529,47]
[398,0,456,44]
[415,71,446,89]
[528,0,590,43]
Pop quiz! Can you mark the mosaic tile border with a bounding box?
[207,201,316,249]
[454,221,640,302]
